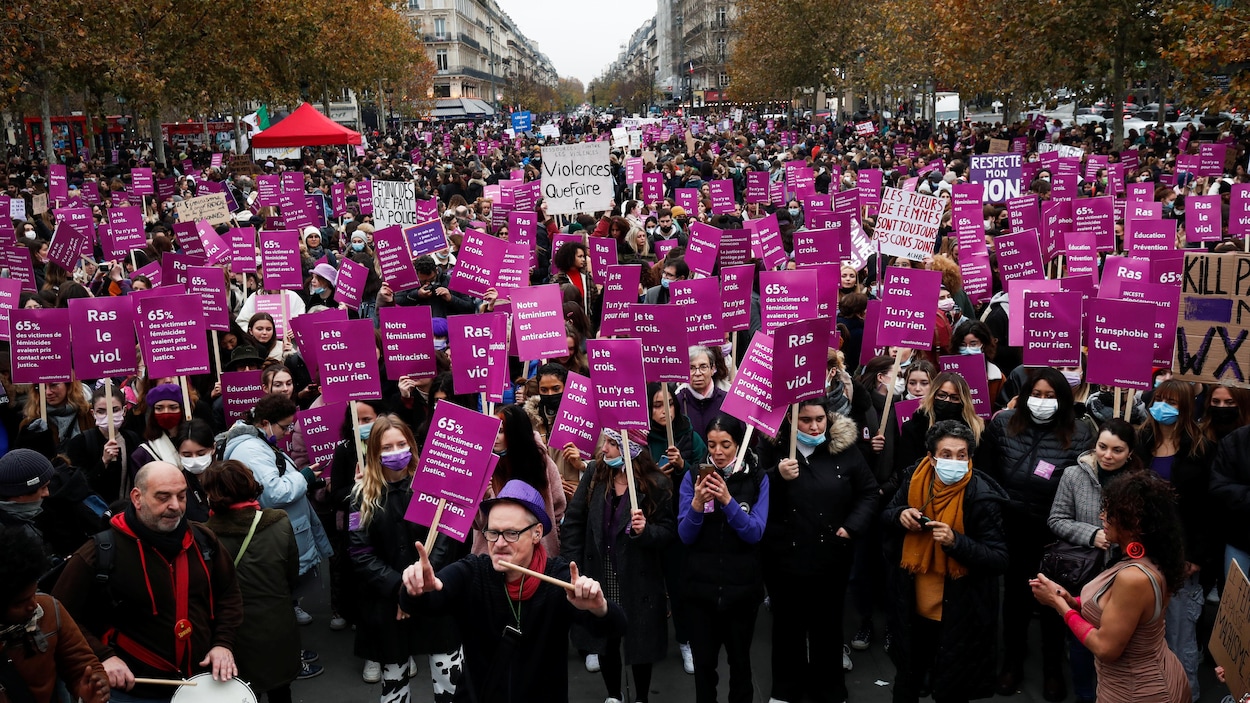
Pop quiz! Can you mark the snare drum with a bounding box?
[169,674,256,703]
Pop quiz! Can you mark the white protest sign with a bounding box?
[371,180,418,228]
[874,188,945,261]
[1037,142,1083,160]
[540,141,614,215]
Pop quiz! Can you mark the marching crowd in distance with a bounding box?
[1,106,1249,703]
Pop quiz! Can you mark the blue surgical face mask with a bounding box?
[934,457,969,485]
[959,345,983,355]
[311,286,327,296]
[605,455,624,468]
[788,208,801,218]
[352,241,366,252]
[661,278,672,289]
[358,422,373,441]
[796,431,824,447]
[1149,401,1179,425]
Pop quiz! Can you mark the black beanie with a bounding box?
[0,449,54,499]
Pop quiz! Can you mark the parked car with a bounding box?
[1141,102,1180,121]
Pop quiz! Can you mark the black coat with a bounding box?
[881,469,1010,701]
[63,427,143,503]
[1210,424,1250,553]
[1136,428,1215,568]
[560,466,675,664]
[984,410,1093,523]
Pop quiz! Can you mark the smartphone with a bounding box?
[918,515,935,529]
[698,464,717,482]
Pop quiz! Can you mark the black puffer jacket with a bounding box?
[985,410,1093,522]
[881,469,1010,702]
[1210,424,1250,553]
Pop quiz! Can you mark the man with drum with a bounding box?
[53,462,244,702]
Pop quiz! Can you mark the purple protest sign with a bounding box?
[508,211,538,267]
[718,228,751,268]
[642,173,664,204]
[1127,182,1153,202]
[106,206,146,258]
[450,229,513,298]
[1098,256,1151,300]
[46,221,91,271]
[959,255,993,304]
[708,180,735,214]
[720,264,754,333]
[1126,218,1176,255]
[875,267,942,349]
[131,167,154,196]
[671,277,723,346]
[413,400,501,505]
[222,371,266,425]
[10,309,72,383]
[404,220,448,258]
[1007,195,1040,233]
[448,313,507,396]
[969,154,1023,203]
[0,279,20,343]
[720,332,788,437]
[586,339,649,430]
[894,398,924,430]
[676,188,699,214]
[228,228,256,274]
[259,230,302,289]
[994,229,1045,282]
[162,252,199,290]
[773,317,827,405]
[685,223,722,277]
[1064,232,1099,278]
[939,355,992,419]
[186,266,230,331]
[295,401,347,468]
[548,372,599,459]
[599,265,639,338]
[379,306,437,379]
[330,183,347,217]
[625,158,643,184]
[253,294,288,338]
[588,237,616,286]
[1198,143,1227,177]
[511,284,567,359]
[47,165,68,204]
[1021,291,1083,366]
[416,198,439,223]
[632,304,690,383]
[355,180,373,214]
[155,178,176,202]
[1086,298,1155,391]
[1119,281,1180,368]
[760,269,819,333]
[373,225,421,291]
[134,293,210,378]
[1072,196,1115,252]
[746,172,769,203]
[793,227,848,269]
[1185,195,1222,243]
[315,318,382,403]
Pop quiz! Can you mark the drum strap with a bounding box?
[173,550,191,675]
[106,631,179,674]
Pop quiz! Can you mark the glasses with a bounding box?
[690,364,712,373]
[934,391,961,403]
[481,522,540,543]
[662,271,679,281]
[276,421,296,432]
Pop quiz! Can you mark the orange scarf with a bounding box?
[901,456,970,580]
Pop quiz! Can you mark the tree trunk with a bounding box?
[84,90,95,159]
[1111,25,1125,147]
[233,103,245,156]
[149,115,166,166]
[40,84,55,163]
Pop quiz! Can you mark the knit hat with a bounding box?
[0,449,54,498]
[480,479,552,535]
[601,429,644,458]
[145,383,183,408]
[311,262,338,288]
[670,206,687,218]
[302,225,321,241]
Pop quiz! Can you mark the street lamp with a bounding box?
[385,86,395,132]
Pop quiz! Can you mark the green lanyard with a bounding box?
[504,577,525,631]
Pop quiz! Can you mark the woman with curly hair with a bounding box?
[1031,471,1191,703]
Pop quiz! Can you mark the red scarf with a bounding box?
[504,543,547,602]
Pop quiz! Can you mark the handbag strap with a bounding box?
[232,511,264,567]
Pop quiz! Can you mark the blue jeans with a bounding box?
[1164,574,1203,702]
[1227,544,1250,579]
[1067,634,1096,701]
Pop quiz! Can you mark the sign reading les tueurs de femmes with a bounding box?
[1176,252,1250,386]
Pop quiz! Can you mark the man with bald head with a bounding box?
[52,462,244,703]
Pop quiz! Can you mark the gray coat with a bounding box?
[1047,452,1104,547]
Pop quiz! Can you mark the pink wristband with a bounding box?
[1064,608,1094,644]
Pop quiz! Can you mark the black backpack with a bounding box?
[89,525,216,606]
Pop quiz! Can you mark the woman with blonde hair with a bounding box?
[23,380,92,448]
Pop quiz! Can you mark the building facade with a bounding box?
[655,0,735,107]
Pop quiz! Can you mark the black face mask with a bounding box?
[932,399,963,422]
[1209,406,1240,427]
[538,393,561,414]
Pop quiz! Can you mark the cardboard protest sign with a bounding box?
[314,318,382,403]
[1087,298,1155,391]
[939,355,992,418]
[541,141,613,215]
[1208,561,1250,703]
[875,267,942,349]
[10,309,72,383]
[259,230,302,289]
[373,225,422,291]
[378,306,437,379]
[372,180,418,228]
[1022,291,1083,366]
[405,401,501,541]
[969,154,1023,203]
[295,401,348,467]
[586,338,649,430]
[548,372,599,458]
[175,193,231,226]
[448,312,507,396]
[1172,252,1250,385]
[333,257,368,310]
[773,317,828,405]
[685,223,722,277]
[632,304,690,383]
[222,371,266,425]
[186,266,230,331]
[759,269,818,334]
[671,277,723,346]
[720,332,788,437]
[599,265,640,338]
[875,188,944,261]
[511,284,567,359]
[134,294,210,378]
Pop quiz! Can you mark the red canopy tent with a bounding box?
[250,102,362,147]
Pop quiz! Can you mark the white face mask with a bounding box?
[894,377,907,395]
[1027,396,1059,422]
[181,455,212,475]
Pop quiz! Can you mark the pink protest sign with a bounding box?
[875,267,942,349]
[508,212,538,267]
[106,206,146,258]
[187,266,230,331]
[994,229,1045,282]
[718,228,751,269]
[685,223,722,277]
[586,338,650,430]
[1185,195,1222,243]
[720,332,787,437]
[314,318,382,404]
[1126,218,1176,255]
[290,309,346,385]
[747,213,783,265]
[1127,182,1153,202]
[172,220,208,261]
[960,255,993,304]
[548,372,599,459]
[373,225,421,291]
[134,293,210,378]
[773,317,828,404]
[676,188,699,214]
[450,229,513,298]
[894,398,924,430]
[416,198,439,223]
[406,401,501,541]
[671,277,723,346]
[1072,196,1115,252]
[720,264,754,333]
[511,284,567,359]
[746,172,769,203]
[1120,281,1180,368]
[1006,195,1039,234]
[259,230,302,289]
[1041,201,1073,263]
[642,173,664,204]
[332,257,367,311]
[760,269,819,333]
[708,180,735,214]
[221,370,266,425]
[253,294,288,337]
[1097,256,1151,300]
[296,401,347,467]
[793,227,848,269]
[1064,232,1099,277]
[0,279,20,343]
[1022,291,1083,366]
[330,183,348,218]
[448,312,507,396]
[625,158,643,184]
[48,165,68,204]
[586,238,615,287]
[131,167,154,195]
[10,309,72,383]
[599,264,640,338]
[939,355,992,419]
[46,221,90,272]
[228,227,256,274]
[1086,298,1155,391]
[654,239,676,261]
[162,252,199,289]
[404,220,448,258]
[632,304,691,383]
[379,306,437,379]
[356,180,373,214]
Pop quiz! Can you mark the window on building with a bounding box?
[433,17,446,37]
[717,37,726,62]
[434,84,451,98]
[436,49,448,71]
[408,0,420,9]
[719,73,730,87]
[717,6,728,27]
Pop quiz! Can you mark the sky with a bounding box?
[494,0,657,87]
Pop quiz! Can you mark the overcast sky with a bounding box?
[495,0,657,87]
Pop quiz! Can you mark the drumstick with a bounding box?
[498,561,575,592]
[132,678,198,686]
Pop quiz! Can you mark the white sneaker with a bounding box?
[769,699,792,703]
[679,642,694,674]
[362,660,381,684]
[294,605,312,625]
[585,653,600,672]
[605,698,623,703]
[1207,586,1221,604]
[329,613,347,630]
[842,644,853,671]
